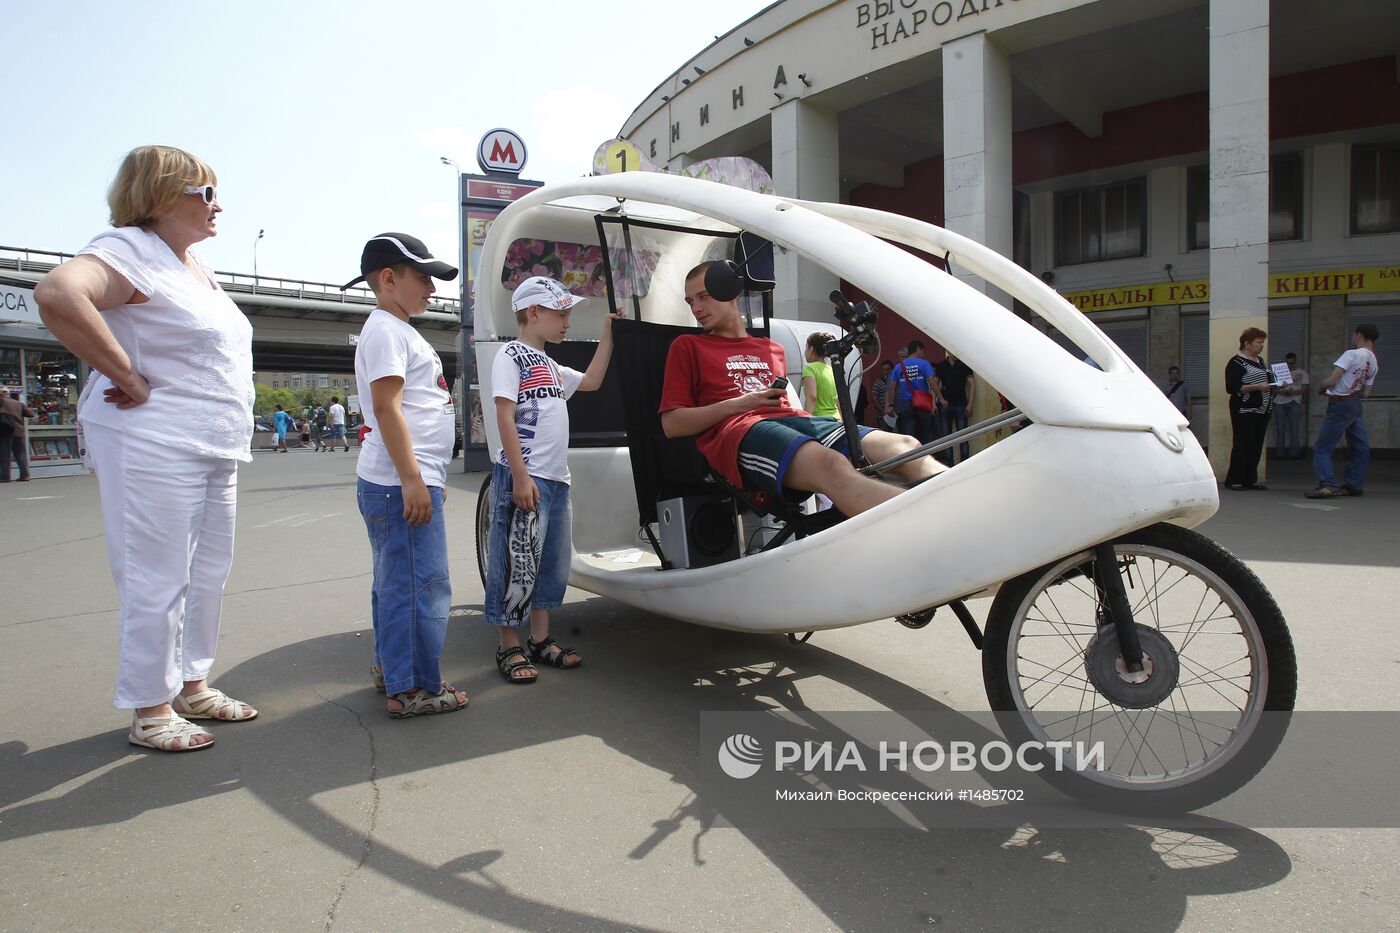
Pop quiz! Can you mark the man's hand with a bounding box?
[102,373,151,408]
[402,476,433,525]
[740,387,786,413]
[512,473,540,511]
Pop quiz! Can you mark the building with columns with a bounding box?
[620,0,1400,469]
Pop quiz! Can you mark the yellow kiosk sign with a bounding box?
[1062,265,1400,312]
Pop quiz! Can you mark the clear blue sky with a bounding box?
[0,0,770,285]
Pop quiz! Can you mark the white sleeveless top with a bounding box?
[77,227,254,462]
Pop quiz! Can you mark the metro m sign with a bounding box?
[476,128,527,176]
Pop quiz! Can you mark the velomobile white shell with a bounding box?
[476,173,1218,633]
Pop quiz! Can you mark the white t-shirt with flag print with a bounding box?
[492,340,583,484]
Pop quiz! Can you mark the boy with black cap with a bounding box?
[484,276,623,684]
[345,232,468,717]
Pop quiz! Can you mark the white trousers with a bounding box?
[86,423,239,708]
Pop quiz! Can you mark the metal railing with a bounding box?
[0,245,461,317]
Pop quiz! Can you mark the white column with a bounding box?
[1206,0,1270,479]
[771,98,839,322]
[942,31,1013,443]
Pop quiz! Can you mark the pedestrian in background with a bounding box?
[871,359,894,429]
[888,340,940,444]
[1162,365,1190,422]
[328,395,349,451]
[800,331,839,418]
[935,352,975,464]
[1306,324,1379,499]
[34,145,257,752]
[1223,327,1274,491]
[272,403,291,452]
[1272,352,1308,461]
[0,392,36,482]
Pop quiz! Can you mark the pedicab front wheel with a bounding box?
[475,471,492,587]
[982,522,1297,814]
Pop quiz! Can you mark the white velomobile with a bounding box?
[472,171,1296,813]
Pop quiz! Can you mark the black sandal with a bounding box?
[496,645,538,684]
[528,636,582,669]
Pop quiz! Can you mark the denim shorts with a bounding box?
[483,462,573,627]
[357,478,451,695]
[331,425,347,440]
[737,416,873,497]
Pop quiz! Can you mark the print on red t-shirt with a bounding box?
[659,334,807,487]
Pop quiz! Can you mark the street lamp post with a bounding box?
[439,157,462,299]
[253,228,265,280]
[440,155,471,469]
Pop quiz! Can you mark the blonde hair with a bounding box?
[108,145,217,228]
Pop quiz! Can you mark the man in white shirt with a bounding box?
[328,397,348,452]
[1306,324,1379,498]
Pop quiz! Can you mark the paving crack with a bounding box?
[317,691,381,932]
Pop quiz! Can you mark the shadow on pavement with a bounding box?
[0,598,1293,930]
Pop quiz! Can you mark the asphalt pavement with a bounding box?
[1,448,1396,932]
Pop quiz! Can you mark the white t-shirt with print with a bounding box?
[77,227,254,461]
[491,340,582,484]
[329,402,346,426]
[1326,348,1378,397]
[354,309,455,488]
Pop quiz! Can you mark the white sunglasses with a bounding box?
[183,184,218,204]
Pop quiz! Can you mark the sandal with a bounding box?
[129,713,214,752]
[172,688,258,722]
[528,636,582,669]
[371,664,385,693]
[496,645,538,684]
[387,685,469,719]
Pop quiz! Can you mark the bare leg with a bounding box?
[860,429,948,484]
[782,442,901,517]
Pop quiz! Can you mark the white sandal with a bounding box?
[129,713,214,752]
[172,688,258,722]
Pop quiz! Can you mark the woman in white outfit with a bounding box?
[35,146,258,752]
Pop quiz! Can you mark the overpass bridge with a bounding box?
[0,246,462,375]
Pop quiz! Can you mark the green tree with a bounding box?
[254,384,298,416]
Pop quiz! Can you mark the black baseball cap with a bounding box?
[341,232,459,289]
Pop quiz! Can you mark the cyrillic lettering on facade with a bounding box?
[732,86,744,110]
[700,104,709,126]
[774,65,788,88]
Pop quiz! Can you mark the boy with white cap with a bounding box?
[346,232,467,717]
[485,276,623,683]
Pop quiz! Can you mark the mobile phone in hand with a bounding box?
[770,377,788,391]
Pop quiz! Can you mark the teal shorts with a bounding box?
[737,416,873,498]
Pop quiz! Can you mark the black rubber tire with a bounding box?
[475,470,492,587]
[982,522,1297,814]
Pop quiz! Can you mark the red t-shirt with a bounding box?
[659,333,806,486]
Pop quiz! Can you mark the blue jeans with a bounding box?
[941,403,970,464]
[484,462,572,627]
[1312,397,1369,490]
[895,405,935,444]
[1274,403,1302,459]
[357,479,451,695]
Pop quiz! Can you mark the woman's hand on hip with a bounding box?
[102,374,151,408]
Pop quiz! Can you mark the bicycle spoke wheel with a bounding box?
[983,523,1296,813]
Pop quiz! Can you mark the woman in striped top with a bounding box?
[1224,326,1275,490]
